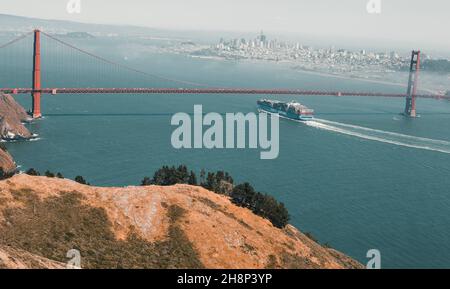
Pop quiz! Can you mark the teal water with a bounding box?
[2,37,450,268]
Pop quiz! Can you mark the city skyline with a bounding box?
[1,0,449,52]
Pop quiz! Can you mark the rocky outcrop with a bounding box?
[0,93,33,140]
[0,148,16,174]
[0,175,363,269]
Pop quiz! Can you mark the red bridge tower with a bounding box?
[404,50,420,117]
[32,29,42,118]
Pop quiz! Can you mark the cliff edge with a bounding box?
[0,148,16,175]
[0,93,33,140]
[0,174,362,269]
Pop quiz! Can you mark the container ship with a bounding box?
[257,99,314,121]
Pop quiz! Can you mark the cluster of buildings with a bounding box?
[199,32,412,75]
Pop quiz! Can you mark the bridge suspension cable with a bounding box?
[0,31,33,49]
[40,31,210,88]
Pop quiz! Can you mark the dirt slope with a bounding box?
[0,149,16,174]
[0,93,32,140]
[0,174,362,269]
[0,244,65,269]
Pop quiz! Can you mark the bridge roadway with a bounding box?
[0,88,448,100]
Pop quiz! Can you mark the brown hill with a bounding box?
[0,174,362,269]
[0,93,33,140]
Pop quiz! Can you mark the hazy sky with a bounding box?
[1,0,449,51]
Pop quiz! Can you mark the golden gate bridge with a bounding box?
[1,30,448,119]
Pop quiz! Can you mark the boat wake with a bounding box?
[305,118,450,154]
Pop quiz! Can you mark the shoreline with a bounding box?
[187,54,440,94]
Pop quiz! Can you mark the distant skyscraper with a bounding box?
[259,31,267,43]
[390,51,399,59]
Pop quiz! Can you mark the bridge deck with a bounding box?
[0,88,447,100]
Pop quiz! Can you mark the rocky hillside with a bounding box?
[0,93,33,140]
[0,174,362,269]
[0,148,16,175]
[0,244,65,269]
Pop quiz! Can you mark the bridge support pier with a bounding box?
[404,50,420,118]
[32,29,42,119]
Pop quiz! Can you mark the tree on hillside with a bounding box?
[74,175,88,185]
[142,165,198,186]
[188,171,197,185]
[199,169,206,185]
[45,170,55,178]
[201,170,234,195]
[141,177,152,186]
[26,168,40,176]
[252,193,290,229]
[230,183,290,228]
[230,183,257,207]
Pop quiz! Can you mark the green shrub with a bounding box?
[141,165,197,186]
[45,170,55,178]
[74,176,88,185]
[141,177,152,186]
[201,171,234,195]
[26,168,40,176]
[231,183,290,228]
